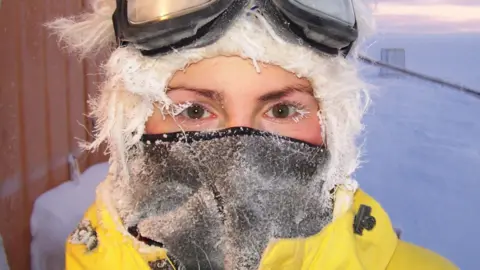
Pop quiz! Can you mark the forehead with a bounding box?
[168,56,312,94]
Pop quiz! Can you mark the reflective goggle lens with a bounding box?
[127,0,217,23]
[293,0,355,25]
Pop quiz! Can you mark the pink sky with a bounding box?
[373,0,480,33]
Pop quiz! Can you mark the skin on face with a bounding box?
[145,56,324,145]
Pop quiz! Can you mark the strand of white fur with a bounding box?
[45,0,116,59]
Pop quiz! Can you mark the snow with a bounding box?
[356,34,480,270]
[30,162,109,270]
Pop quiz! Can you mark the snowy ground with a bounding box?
[356,45,480,269]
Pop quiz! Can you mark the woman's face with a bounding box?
[145,56,323,145]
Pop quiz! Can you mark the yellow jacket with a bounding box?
[66,182,458,269]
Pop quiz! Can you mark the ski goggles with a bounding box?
[112,0,359,57]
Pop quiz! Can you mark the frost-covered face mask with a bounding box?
[113,127,332,269]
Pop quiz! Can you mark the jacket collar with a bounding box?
[97,178,398,269]
[259,186,398,270]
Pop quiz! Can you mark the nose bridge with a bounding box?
[225,112,254,129]
[223,101,257,129]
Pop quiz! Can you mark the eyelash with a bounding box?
[172,101,310,122]
[264,101,310,123]
[172,102,215,123]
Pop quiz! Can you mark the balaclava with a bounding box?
[47,1,374,269]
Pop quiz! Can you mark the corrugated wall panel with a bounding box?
[0,0,109,268]
[20,0,51,267]
[0,0,28,268]
[66,0,88,172]
[21,0,50,206]
[45,0,70,188]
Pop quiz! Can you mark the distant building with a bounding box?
[380,48,406,77]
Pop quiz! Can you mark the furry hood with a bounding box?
[47,0,375,195]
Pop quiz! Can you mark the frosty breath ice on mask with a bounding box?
[111,127,332,269]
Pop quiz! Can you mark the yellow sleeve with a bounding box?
[65,204,153,270]
[386,240,459,270]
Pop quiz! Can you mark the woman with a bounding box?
[48,0,458,269]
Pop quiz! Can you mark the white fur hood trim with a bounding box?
[47,1,376,193]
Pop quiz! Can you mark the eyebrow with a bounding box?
[258,84,314,102]
[167,84,313,103]
[167,86,225,102]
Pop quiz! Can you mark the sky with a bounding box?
[373,0,480,33]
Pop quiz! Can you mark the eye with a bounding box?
[265,104,297,119]
[179,104,213,120]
